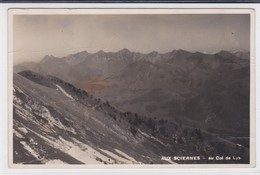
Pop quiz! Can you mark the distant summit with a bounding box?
[233,51,250,60]
[117,48,131,54]
[40,55,57,64]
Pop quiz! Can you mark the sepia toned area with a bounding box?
[11,11,251,165]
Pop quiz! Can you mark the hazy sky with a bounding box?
[13,14,250,64]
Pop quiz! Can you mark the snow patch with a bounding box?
[14,86,24,94]
[36,106,77,135]
[91,117,107,128]
[164,159,177,164]
[58,137,111,164]
[13,96,22,105]
[138,129,165,145]
[13,129,24,139]
[28,128,63,149]
[15,104,54,133]
[20,141,40,160]
[114,149,140,164]
[18,127,28,134]
[56,85,74,100]
[45,159,67,164]
[99,148,139,164]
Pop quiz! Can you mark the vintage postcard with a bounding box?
[8,8,255,168]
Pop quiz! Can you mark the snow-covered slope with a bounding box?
[13,72,177,164]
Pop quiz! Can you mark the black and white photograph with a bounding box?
[9,9,255,167]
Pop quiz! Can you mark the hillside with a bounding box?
[14,71,177,164]
[13,71,249,164]
[13,49,250,156]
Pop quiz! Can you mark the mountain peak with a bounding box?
[148,51,159,56]
[233,50,250,59]
[97,50,105,54]
[77,50,89,55]
[177,49,190,53]
[170,49,190,54]
[40,55,57,64]
[118,48,131,54]
[169,49,191,58]
[94,50,107,57]
[215,50,234,58]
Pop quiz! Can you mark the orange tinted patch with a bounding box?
[79,77,109,94]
